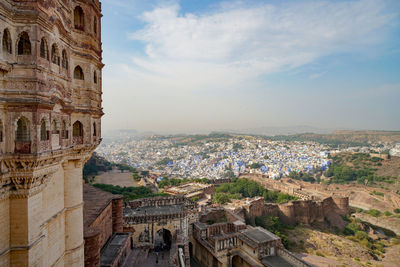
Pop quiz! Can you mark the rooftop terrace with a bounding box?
[83,184,122,230]
[100,233,130,267]
[239,227,280,248]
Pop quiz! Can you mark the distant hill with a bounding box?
[232,125,333,136]
[269,130,400,147]
[102,129,138,138]
[330,130,400,143]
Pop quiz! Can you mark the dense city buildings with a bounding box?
[97,134,398,182]
[97,135,333,179]
[0,0,103,266]
[1,1,399,267]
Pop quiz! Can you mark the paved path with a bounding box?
[140,250,170,267]
[126,249,170,267]
[123,249,147,267]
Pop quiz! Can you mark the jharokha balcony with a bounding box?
[15,141,31,154]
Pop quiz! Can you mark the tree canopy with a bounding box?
[214,178,297,204]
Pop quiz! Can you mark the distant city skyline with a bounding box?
[101,0,400,133]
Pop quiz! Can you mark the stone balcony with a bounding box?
[14,141,31,154]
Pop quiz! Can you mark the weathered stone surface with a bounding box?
[0,0,103,266]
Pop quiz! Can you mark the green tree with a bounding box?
[214,193,231,204]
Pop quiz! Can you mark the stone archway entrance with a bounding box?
[232,254,251,267]
[189,242,193,258]
[155,228,172,251]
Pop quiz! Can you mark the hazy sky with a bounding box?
[100,0,400,133]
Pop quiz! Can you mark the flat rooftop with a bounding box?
[262,256,296,267]
[124,204,184,216]
[83,184,121,230]
[100,233,130,267]
[242,227,279,244]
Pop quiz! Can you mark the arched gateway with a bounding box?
[123,196,198,252]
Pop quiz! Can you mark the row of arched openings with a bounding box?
[39,38,68,69]
[2,7,98,56]
[2,29,31,55]
[73,66,99,84]
[14,117,95,143]
[2,29,66,66]
[74,6,98,35]
[2,29,98,82]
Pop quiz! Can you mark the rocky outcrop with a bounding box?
[353,213,400,236]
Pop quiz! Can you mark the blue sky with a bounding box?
[100,0,400,133]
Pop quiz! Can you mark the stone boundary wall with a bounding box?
[248,196,349,226]
[126,195,197,210]
[211,178,232,184]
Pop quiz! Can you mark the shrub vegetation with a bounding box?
[93,183,168,200]
[213,178,297,204]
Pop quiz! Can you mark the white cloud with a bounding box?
[309,71,327,80]
[126,0,395,86]
[102,0,399,132]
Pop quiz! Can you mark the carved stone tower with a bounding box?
[0,0,103,266]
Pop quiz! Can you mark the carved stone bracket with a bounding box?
[7,164,59,198]
[11,174,50,190]
[0,144,98,199]
[9,173,51,199]
[2,156,61,173]
[0,186,10,201]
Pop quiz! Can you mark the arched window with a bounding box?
[52,120,58,134]
[16,117,30,141]
[93,71,97,84]
[40,38,49,59]
[62,120,68,139]
[93,122,96,136]
[73,121,83,137]
[2,28,12,54]
[62,50,68,69]
[51,44,60,65]
[40,119,49,141]
[74,6,85,30]
[17,32,31,55]
[73,121,83,144]
[93,17,97,34]
[74,66,84,80]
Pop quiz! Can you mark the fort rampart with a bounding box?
[246,196,349,226]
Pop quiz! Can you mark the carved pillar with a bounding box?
[227,250,232,267]
[8,171,52,267]
[63,160,84,266]
[9,190,44,266]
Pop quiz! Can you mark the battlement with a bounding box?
[127,195,197,209]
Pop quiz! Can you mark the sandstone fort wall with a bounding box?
[247,196,349,226]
